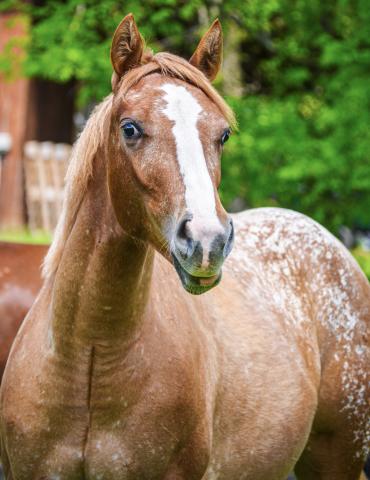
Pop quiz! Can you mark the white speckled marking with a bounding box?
[226,208,369,460]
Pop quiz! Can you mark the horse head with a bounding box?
[107,14,235,295]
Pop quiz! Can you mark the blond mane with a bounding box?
[42,52,236,279]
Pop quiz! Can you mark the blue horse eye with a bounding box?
[122,121,141,139]
[221,129,231,146]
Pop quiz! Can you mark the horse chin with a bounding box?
[171,254,222,295]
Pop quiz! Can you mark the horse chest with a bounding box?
[82,390,210,479]
[6,395,208,480]
[83,430,176,480]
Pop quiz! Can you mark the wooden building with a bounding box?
[0,11,75,229]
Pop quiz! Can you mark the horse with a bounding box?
[0,14,369,480]
[0,242,45,381]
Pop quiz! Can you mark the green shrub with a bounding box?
[221,92,370,234]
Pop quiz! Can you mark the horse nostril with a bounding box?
[175,214,194,259]
[177,216,190,241]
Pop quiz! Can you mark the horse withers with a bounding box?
[0,14,369,480]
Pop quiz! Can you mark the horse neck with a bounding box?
[48,153,154,355]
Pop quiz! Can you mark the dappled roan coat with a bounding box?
[0,13,369,480]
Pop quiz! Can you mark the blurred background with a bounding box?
[0,0,369,277]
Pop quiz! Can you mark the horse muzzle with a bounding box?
[171,214,234,295]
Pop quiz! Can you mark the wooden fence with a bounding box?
[23,141,71,232]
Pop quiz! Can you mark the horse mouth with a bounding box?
[172,254,222,295]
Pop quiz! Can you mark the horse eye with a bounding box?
[220,128,231,146]
[121,121,142,140]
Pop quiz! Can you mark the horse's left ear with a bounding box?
[189,19,223,82]
[111,13,144,90]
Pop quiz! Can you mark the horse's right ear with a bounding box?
[111,14,144,90]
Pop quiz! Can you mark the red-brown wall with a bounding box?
[0,12,75,230]
[0,13,30,228]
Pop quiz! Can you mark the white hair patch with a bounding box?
[161,83,222,265]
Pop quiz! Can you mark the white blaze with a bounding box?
[161,83,219,220]
[161,83,221,265]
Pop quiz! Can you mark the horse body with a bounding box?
[0,242,45,381]
[1,14,369,480]
[1,208,368,479]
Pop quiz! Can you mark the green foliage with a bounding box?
[221,88,370,232]
[3,0,216,104]
[219,0,370,234]
[352,247,370,281]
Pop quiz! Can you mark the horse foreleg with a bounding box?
[0,441,13,480]
[294,430,367,480]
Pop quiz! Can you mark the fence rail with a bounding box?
[24,141,71,232]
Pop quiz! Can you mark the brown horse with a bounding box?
[0,242,45,381]
[0,15,369,480]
